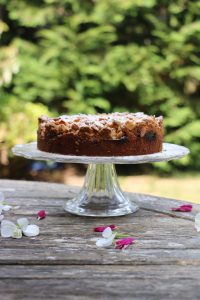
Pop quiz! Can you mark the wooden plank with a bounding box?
[0,248,200,266]
[0,211,198,264]
[0,216,198,249]
[0,179,200,300]
[0,179,199,266]
[0,179,198,220]
[0,264,199,279]
[0,265,200,300]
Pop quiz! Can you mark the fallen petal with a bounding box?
[37,210,46,220]
[23,224,40,237]
[195,213,200,232]
[171,204,192,212]
[1,220,16,228]
[0,192,5,202]
[17,218,29,231]
[13,206,20,210]
[3,205,12,212]
[115,237,135,250]
[94,224,116,232]
[102,227,113,238]
[96,234,116,248]
[1,220,16,238]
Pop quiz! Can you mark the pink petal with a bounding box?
[115,237,135,250]
[171,204,192,212]
[37,210,46,220]
[94,224,116,232]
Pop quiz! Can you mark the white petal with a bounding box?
[96,234,116,248]
[1,220,16,228]
[3,205,12,211]
[195,213,200,232]
[0,215,4,222]
[13,206,20,210]
[12,228,22,239]
[0,192,5,202]
[23,225,39,237]
[102,227,112,238]
[17,218,29,230]
[1,220,16,238]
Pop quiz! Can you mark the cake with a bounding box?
[37,112,163,156]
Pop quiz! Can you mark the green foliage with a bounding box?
[0,95,52,150]
[0,0,200,172]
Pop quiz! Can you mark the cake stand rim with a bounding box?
[12,142,190,165]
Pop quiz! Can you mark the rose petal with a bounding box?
[195,213,200,232]
[12,228,22,239]
[0,215,4,222]
[94,224,116,232]
[171,204,192,212]
[37,210,46,220]
[3,205,12,212]
[23,224,39,237]
[17,218,29,230]
[96,234,116,248]
[102,227,113,238]
[1,220,16,237]
[115,237,135,250]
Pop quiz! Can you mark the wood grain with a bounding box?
[0,179,199,300]
[0,266,200,300]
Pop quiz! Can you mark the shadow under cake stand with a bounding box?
[12,142,189,217]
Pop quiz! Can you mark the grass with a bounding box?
[119,175,200,204]
[53,168,200,204]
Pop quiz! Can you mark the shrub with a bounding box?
[0,0,200,172]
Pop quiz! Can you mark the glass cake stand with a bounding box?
[12,142,189,217]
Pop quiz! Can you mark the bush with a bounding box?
[0,0,200,172]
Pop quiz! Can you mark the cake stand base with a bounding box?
[12,142,189,217]
[64,163,138,217]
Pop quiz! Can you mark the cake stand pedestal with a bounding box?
[12,142,189,217]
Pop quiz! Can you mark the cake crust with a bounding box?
[37,112,163,156]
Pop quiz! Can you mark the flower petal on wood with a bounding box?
[115,237,135,250]
[23,225,40,237]
[17,218,29,231]
[195,213,200,232]
[94,224,116,232]
[102,227,113,238]
[3,205,12,212]
[1,220,17,238]
[96,234,116,248]
[0,192,5,202]
[37,210,46,220]
[171,204,192,212]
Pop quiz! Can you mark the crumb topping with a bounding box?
[38,112,163,140]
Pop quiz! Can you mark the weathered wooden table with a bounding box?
[0,179,200,300]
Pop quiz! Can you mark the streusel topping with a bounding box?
[38,112,163,140]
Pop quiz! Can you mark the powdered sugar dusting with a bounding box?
[38,112,163,140]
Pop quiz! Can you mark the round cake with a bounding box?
[37,112,163,156]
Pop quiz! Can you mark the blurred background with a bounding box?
[0,0,200,203]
